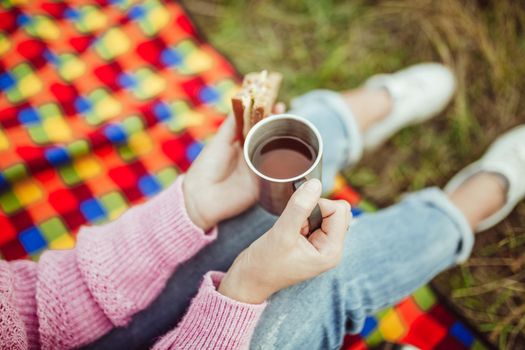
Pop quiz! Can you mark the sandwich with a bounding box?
[231,70,282,143]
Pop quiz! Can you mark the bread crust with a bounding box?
[231,71,282,143]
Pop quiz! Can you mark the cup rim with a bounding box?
[243,113,324,183]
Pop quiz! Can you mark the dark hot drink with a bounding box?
[253,136,315,179]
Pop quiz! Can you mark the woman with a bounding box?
[2,63,523,349]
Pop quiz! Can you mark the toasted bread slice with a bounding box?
[232,71,282,143]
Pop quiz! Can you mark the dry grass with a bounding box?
[182,0,525,347]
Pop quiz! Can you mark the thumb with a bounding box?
[211,114,236,145]
[274,179,322,235]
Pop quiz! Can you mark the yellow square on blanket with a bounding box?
[95,28,131,60]
[74,5,107,33]
[25,15,60,41]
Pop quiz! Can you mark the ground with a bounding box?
[181,0,525,348]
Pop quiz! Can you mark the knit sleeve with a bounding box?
[34,176,218,349]
[0,260,36,350]
[152,271,266,350]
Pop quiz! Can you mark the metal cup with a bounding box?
[243,114,323,233]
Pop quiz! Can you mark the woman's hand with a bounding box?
[219,179,351,304]
[183,116,259,231]
[183,103,286,231]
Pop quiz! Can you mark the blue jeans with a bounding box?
[83,91,474,350]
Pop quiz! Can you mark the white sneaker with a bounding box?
[363,63,456,150]
[444,125,525,232]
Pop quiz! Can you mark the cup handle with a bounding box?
[293,178,323,235]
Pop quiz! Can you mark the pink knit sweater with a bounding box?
[0,177,267,349]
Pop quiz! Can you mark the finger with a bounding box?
[199,115,237,165]
[317,199,350,246]
[308,229,330,254]
[212,114,237,145]
[345,206,352,230]
[218,144,241,180]
[272,102,286,114]
[196,131,237,170]
[232,149,260,194]
[300,220,309,236]
[274,179,322,236]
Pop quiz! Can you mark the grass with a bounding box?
[181,0,525,348]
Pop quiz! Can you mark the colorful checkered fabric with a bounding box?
[0,0,238,261]
[0,1,488,349]
[342,286,486,350]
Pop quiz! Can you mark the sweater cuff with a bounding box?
[154,272,267,350]
[147,175,219,264]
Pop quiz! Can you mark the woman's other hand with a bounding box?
[219,179,351,304]
[183,116,259,231]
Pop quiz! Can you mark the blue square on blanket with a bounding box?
[138,175,161,197]
[19,107,41,125]
[0,72,16,91]
[199,86,219,103]
[45,147,70,166]
[359,316,377,337]
[161,48,183,67]
[450,321,474,347]
[0,174,7,189]
[186,142,203,162]
[351,206,363,217]
[153,101,171,122]
[19,227,47,254]
[80,199,107,222]
[104,124,128,144]
[75,96,92,114]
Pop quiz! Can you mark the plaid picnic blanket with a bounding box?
[0,1,489,349]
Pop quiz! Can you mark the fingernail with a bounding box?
[303,179,321,193]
